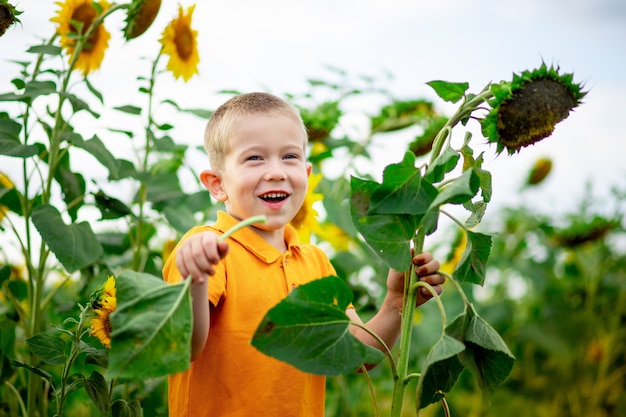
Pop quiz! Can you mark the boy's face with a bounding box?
[213,113,311,232]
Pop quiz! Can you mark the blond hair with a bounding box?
[204,92,307,170]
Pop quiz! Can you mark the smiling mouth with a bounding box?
[259,192,289,203]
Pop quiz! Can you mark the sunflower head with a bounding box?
[124,0,161,40]
[481,64,586,155]
[89,275,116,348]
[0,1,23,37]
[290,173,323,243]
[160,4,199,82]
[50,0,112,75]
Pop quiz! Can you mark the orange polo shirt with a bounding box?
[163,211,337,417]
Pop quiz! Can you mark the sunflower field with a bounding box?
[1,1,624,417]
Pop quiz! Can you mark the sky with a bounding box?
[2,0,626,226]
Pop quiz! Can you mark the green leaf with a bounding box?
[68,134,121,179]
[0,265,10,285]
[0,353,15,384]
[84,77,104,104]
[369,152,435,216]
[145,172,184,204]
[0,187,23,215]
[93,191,133,220]
[453,230,493,286]
[64,92,99,117]
[10,360,53,384]
[111,399,142,417]
[426,80,469,103]
[114,105,142,115]
[108,270,192,379]
[27,44,62,56]
[463,200,487,229]
[350,176,419,271]
[447,306,515,398]
[417,334,466,408]
[54,161,86,221]
[163,204,197,234]
[251,276,385,376]
[429,168,480,209]
[424,146,460,184]
[25,333,66,365]
[0,118,21,140]
[162,98,213,119]
[31,204,103,272]
[0,119,38,158]
[24,80,57,100]
[84,371,110,416]
[96,232,131,255]
[370,99,435,133]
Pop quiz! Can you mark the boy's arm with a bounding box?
[349,252,443,353]
[175,231,229,360]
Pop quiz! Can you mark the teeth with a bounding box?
[261,192,288,200]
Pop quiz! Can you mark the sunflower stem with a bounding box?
[428,87,494,166]
[390,228,425,417]
[219,215,268,242]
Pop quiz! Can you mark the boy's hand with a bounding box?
[386,252,444,309]
[176,232,229,284]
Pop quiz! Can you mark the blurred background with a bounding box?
[1,1,625,416]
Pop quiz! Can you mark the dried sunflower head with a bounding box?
[481,64,586,154]
[0,0,22,37]
[124,0,161,40]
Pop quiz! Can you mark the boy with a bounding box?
[163,92,444,417]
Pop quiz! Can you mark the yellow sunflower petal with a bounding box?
[290,173,324,243]
[0,171,14,222]
[90,308,112,348]
[50,0,111,75]
[159,4,199,82]
[315,223,351,252]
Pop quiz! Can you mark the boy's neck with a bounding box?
[251,226,288,253]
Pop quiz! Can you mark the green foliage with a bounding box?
[108,271,192,380]
[252,276,384,375]
[0,4,590,416]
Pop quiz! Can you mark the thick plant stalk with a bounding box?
[390,230,425,416]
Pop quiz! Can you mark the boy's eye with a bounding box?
[247,155,261,161]
[284,154,299,160]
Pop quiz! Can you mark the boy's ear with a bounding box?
[200,170,228,202]
[306,162,312,176]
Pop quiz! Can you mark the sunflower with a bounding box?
[481,63,586,154]
[0,171,14,222]
[124,0,161,40]
[290,173,323,244]
[160,4,199,82]
[440,230,466,275]
[51,0,112,76]
[0,0,22,37]
[315,223,351,252]
[89,275,116,349]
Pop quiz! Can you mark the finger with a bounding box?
[415,261,440,277]
[419,272,446,286]
[412,251,433,267]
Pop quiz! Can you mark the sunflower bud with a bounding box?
[481,64,586,154]
[526,157,553,186]
[0,1,22,37]
[124,0,161,40]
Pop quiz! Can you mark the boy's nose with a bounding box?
[264,160,287,181]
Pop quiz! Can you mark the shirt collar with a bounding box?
[213,211,302,264]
